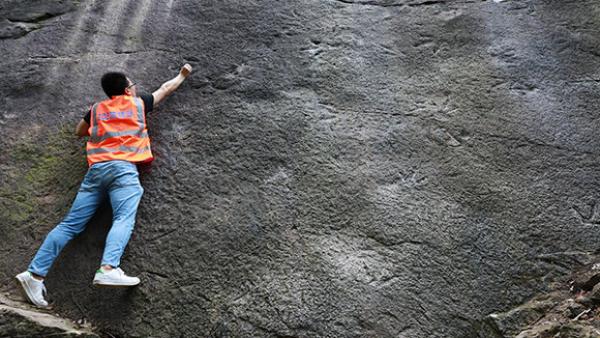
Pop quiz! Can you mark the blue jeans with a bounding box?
[28,160,144,277]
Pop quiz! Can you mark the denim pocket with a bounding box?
[80,168,102,191]
[111,163,141,188]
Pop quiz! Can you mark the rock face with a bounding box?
[2,0,600,337]
[476,256,600,338]
[0,293,97,337]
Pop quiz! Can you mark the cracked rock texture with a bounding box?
[475,254,600,338]
[2,0,600,337]
[0,293,98,337]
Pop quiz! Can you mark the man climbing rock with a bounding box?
[16,64,193,307]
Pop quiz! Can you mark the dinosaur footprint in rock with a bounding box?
[573,202,600,225]
[210,64,247,90]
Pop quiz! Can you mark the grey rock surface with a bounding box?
[2,0,600,337]
[475,255,600,338]
[0,293,97,337]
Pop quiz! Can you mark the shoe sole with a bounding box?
[15,275,47,308]
[93,281,139,288]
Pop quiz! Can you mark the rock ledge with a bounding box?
[0,293,98,338]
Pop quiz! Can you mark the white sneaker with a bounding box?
[93,267,140,287]
[15,271,48,308]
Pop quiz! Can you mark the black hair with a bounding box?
[101,72,128,97]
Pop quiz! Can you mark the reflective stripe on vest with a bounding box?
[87,145,151,155]
[89,129,149,143]
[86,95,153,166]
[89,98,145,143]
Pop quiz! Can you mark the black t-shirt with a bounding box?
[83,93,154,124]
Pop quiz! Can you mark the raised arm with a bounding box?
[152,64,192,106]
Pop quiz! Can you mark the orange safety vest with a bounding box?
[86,95,153,166]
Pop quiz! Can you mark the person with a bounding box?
[15,64,193,307]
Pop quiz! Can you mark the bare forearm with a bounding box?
[153,64,192,106]
[160,74,186,96]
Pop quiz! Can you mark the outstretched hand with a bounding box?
[153,63,193,106]
[180,64,192,77]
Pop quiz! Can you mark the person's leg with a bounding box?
[101,162,143,268]
[19,166,105,307]
[93,162,142,287]
[27,167,105,278]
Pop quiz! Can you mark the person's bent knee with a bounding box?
[48,224,74,239]
[133,185,144,198]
